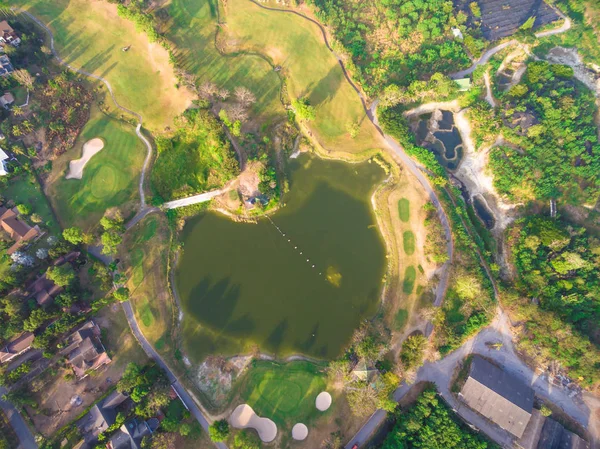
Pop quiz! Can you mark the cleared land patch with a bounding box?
[65,138,104,180]
[45,106,145,230]
[14,0,191,130]
[225,0,382,152]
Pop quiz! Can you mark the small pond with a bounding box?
[176,154,387,361]
[412,110,464,170]
[473,195,496,229]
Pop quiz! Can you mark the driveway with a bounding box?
[0,387,38,449]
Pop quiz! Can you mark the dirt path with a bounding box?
[484,70,496,107]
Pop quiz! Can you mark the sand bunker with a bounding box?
[66,138,104,180]
[315,392,332,411]
[292,423,308,440]
[230,404,277,443]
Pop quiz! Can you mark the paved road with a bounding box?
[0,388,38,449]
[121,301,227,449]
[450,16,571,79]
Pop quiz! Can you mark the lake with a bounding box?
[176,154,387,361]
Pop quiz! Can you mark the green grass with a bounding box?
[166,0,283,124]
[394,308,409,331]
[403,230,415,256]
[3,174,60,235]
[225,0,379,151]
[398,198,410,222]
[238,361,327,428]
[138,297,155,327]
[402,265,416,294]
[13,86,28,105]
[46,106,145,230]
[13,0,189,130]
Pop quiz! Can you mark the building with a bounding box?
[0,332,34,364]
[0,21,21,47]
[106,418,159,449]
[0,55,13,77]
[0,148,9,176]
[0,92,14,108]
[25,251,80,306]
[459,356,534,438]
[0,206,41,254]
[517,409,590,449]
[61,321,111,379]
[78,390,129,443]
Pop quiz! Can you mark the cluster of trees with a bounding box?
[151,108,239,201]
[380,73,459,108]
[490,61,600,203]
[306,0,476,93]
[99,214,125,255]
[381,387,498,448]
[506,217,600,386]
[116,3,159,42]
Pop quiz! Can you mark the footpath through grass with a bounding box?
[13,0,190,130]
[45,106,145,230]
[236,360,328,430]
[226,0,380,152]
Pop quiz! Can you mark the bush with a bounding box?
[209,420,230,442]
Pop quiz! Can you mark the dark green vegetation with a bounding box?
[151,108,239,201]
[238,361,327,427]
[402,266,416,294]
[380,387,498,449]
[490,62,600,204]
[403,230,415,255]
[176,154,386,361]
[505,217,600,387]
[306,0,476,93]
[397,198,410,222]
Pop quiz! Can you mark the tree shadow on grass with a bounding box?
[308,64,343,108]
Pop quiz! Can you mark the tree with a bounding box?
[16,204,32,215]
[36,248,49,260]
[209,419,230,442]
[540,405,552,417]
[234,87,256,106]
[292,97,316,121]
[117,363,142,392]
[232,431,260,449]
[13,69,35,90]
[113,287,129,302]
[30,213,43,223]
[46,264,76,287]
[10,251,34,267]
[101,231,123,255]
[399,334,427,370]
[63,227,85,245]
[179,423,192,437]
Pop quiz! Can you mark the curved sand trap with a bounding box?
[66,138,104,180]
[292,423,308,440]
[316,391,332,411]
[230,404,277,443]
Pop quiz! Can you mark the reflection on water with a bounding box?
[176,154,387,361]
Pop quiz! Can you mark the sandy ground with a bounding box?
[230,404,277,442]
[316,391,332,411]
[65,138,104,179]
[292,423,308,440]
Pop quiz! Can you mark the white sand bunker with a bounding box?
[316,391,332,411]
[66,138,104,180]
[292,423,308,440]
[230,404,277,443]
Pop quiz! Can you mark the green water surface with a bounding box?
[176,154,386,361]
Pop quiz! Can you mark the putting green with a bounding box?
[46,106,145,230]
[403,265,417,294]
[240,361,327,427]
[398,198,410,222]
[403,230,416,256]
